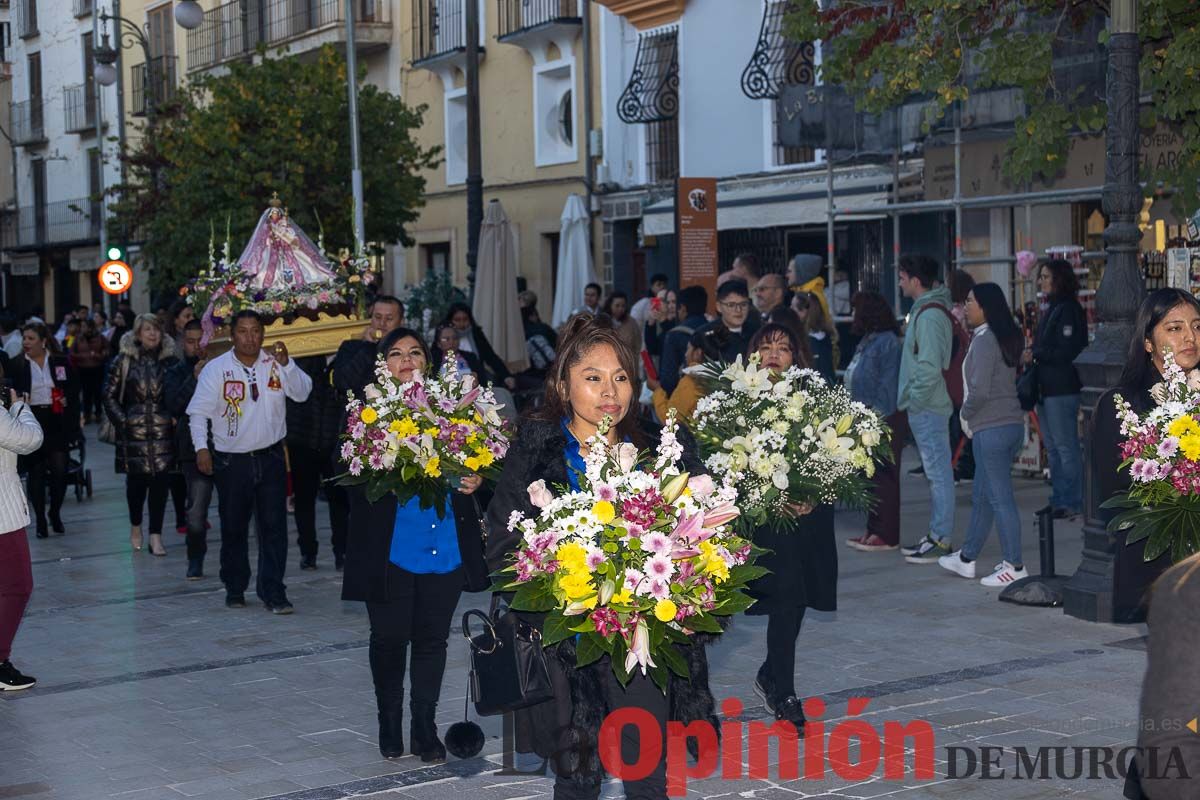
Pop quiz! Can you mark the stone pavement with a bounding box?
[0,432,1154,800]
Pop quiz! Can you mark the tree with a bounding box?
[110,45,441,294]
[786,0,1200,216]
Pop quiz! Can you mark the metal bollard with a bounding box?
[1037,507,1055,577]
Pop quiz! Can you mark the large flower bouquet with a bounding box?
[494,412,764,691]
[338,356,510,517]
[691,355,890,531]
[1101,355,1200,562]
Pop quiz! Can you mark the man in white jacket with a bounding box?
[0,389,44,690]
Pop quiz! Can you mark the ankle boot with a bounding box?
[378,709,404,758]
[409,701,446,762]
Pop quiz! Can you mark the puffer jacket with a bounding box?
[103,332,179,476]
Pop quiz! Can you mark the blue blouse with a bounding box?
[389,495,462,574]
[562,419,587,492]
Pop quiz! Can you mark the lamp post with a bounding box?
[1063,0,1145,622]
[93,11,157,125]
[465,0,483,298]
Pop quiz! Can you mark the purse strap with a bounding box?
[462,609,499,654]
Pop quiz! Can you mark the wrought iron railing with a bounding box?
[497,0,579,39]
[14,198,101,248]
[11,98,45,145]
[64,83,97,133]
[13,0,37,38]
[412,0,465,63]
[131,56,178,116]
[73,0,93,18]
[187,0,387,71]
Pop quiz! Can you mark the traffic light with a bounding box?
[107,245,124,262]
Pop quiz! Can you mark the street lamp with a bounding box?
[174,1,205,31]
[93,11,158,122]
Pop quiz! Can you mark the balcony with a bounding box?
[497,0,581,63]
[11,198,102,250]
[10,98,46,146]
[13,0,37,38]
[411,0,485,76]
[64,83,97,134]
[73,0,93,18]
[131,56,178,116]
[186,0,391,73]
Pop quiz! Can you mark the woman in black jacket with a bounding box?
[443,302,517,391]
[340,327,487,762]
[104,314,178,556]
[1092,288,1200,624]
[742,324,835,730]
[11,324,79,538]
[1029,259,1089,518]
[485,315,719,800]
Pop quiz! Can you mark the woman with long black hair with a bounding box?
[340,327,487,762]
[936,283,1026,587]
[1092,288,1200,623]
[442,302,517,390]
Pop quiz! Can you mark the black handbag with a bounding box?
[1016,364,1040,412]
[462,596,554,717]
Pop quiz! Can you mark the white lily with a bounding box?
[624,618,657,675]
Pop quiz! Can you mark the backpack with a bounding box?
[912,303,970,407]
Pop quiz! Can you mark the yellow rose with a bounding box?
[360,407,378,424]
[654,599,678,622]
[591,500,616,525]
[424,456,441,478]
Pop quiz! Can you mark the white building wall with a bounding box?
[598,8,641,188]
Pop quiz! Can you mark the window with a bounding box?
[444,89,468,185]
[645,119,678,184]
[27,51,42,134]
[421,242,451,272]
[146,4,175,58]
[771,97,813,167]
[534,61,576,166]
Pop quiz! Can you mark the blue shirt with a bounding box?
[389,495,462,574]
[562,419,587,492]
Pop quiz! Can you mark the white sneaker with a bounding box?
[938,550,976,579]
[980,561,1029,587]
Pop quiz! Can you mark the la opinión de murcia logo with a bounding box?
[499,697,1195,796]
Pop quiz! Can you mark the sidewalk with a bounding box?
[0,436,1146,800]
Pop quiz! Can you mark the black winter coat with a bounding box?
[104,333,179,476]
[10,353,81,448]
[484,417,720,770]
[746,505,837,615]
[164,355,203,463]
[286,355,344,453]
[1032,297,1088,397]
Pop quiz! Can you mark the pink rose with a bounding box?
[687,474,716,500]
[527,479,553,509]
[615,443,639,472]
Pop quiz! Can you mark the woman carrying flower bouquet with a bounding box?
[740,323,835,730]
[485,315,720,800]
[340,327,487,762]
[1092,289,1200,623]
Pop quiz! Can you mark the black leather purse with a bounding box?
[461,596,554,717]
[1016,364,1040,412]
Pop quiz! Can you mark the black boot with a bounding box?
[377,690,404,759]
[409,701,446,762]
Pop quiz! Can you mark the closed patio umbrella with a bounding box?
[551,193,598,329]
[472,199,528,374]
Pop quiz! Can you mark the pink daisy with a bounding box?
[645,554,675,582]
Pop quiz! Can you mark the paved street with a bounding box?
[1,432,1147,800]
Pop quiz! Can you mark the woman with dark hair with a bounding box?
[646,326,728,422]
[796,291,838,382]
[948,269,977,482]
[443,302,517,391]
[340,326,486,762]
[12,323,78,538]
[71,317,110,424]
[604,290,643,356]
[485,315,719,800]
[937,283,1026,587]
[104,313,179,556]
[1092,288,1200,623]
[167,300,195,344]
[742,323,835,730]
[431,323,483,379]
[844,292,904,552]
[642,288,678,362]
[1028,258,1088,518]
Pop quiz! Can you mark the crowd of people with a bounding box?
[0,258,1194,800]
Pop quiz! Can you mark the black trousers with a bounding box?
[764,606,807,700]
[290,444,349,559]
[554,660,670,800]
[23,407,67,529]
[78,366,105,419]
[213,444,288,603]
[364,562,463,709]
[182,462,214,562]
[169,472,187,530]
[126,473,171,532]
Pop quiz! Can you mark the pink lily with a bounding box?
[702,503,740,529]
[670,511,704,544]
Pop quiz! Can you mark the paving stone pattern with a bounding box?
[0,433,1147,799]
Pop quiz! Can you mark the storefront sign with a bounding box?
[676,177,719,312]
[1168,248,1191,289]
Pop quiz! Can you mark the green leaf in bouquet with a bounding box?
[649,663,669,693]
[511,580,557,612]
[611,638,632,686]
[662,626,691,645]
[682,613,724,634]
[727,564,770,585]
[542,612,576,646]
[657,641,689,678]
[575,633,608,668]
[570,617,597,633]
[711,591,757,616]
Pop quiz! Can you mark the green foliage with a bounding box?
[405,267,466,342]
[786,0,1200,216]
[110,46,441,294]
[1102,492,1200,563]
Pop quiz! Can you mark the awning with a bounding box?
[642,168,916,236]
[70,246,101,272]
[10,255,39,276]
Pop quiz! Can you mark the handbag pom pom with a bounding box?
[445,721,485,759]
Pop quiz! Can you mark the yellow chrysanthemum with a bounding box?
[1181,434,1200,462]
[423,427,440,438]
[360,407,378,424]
[559,572,594,600]
[654,599,678,622]
[555,542,589,573]
[1168,415,1200,439]
[591,500,616,525]
[475,448,495,467]
[423,457,441,478]
[391,417,419,438]
[464,456,481,471]
[611,587,633,605]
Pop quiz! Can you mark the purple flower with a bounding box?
[347,457,363,476]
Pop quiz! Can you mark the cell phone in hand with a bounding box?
[651,297,663,312]
[0,379,13,409]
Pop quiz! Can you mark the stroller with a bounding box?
[64,432,93,501]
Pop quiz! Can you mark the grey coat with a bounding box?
[959,326,1022,437]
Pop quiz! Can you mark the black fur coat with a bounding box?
[484,416,721,782]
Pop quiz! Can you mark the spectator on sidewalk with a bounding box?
[432,323,483,379]
[604,290,644,357]
[647,327,728,423]
[753,273,804,339]
[0,313,22,360]
[572,282,602,318]
[788,254,832,322]
[521,307,557,380]
[844,292,903,552]
[187,311,312,614]
[442,302,517,391]
[796,291,839,382]
[165,320,213,580]
[630,273,669,329]
[71,318,109,424]
[1029,258,1088,519]
[104,314,179,558]
[0,388,43,692]
[642,289,678,364]
[937,284,1027,587]
[698,280,760,364]
[949,269,977,483]
[896,254,958,564]
[657,285,708,395]
[332,295,405,403]
[287,352,349,572]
